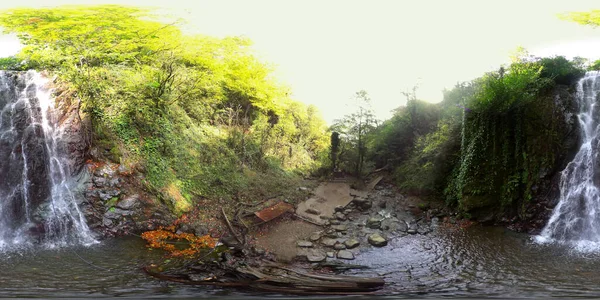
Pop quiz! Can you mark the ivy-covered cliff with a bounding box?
[363,55,585,229]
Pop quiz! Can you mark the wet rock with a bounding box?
[367,216,383,229]
[390,221,408,232]
[102,217,113,227]
[336,250,355,260]
[344,238,360,249]
[353,197,373,211]
[331,224,347,232]
[297,241,314,248]
[222,235,241,248]
[379,200,387,208]
[417,226,431,235]
[368,233,388,247]
[407,223,418,234]
[333,242,346,250]
[93,177,107,187]
[335,212,346,221]
[321,238,338,247]
[305,208,320,215]
[116,194,139,210]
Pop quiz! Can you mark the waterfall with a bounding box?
[0,70,95,249]
[536,71,600,251]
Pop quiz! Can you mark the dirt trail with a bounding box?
[296,181,354,225]
[254,177,386,262]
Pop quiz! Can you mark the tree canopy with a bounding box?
[0,5,329,212]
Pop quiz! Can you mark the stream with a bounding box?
[2,228,600,298]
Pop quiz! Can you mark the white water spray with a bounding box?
[0,70,95,249]
[536,71,600,251]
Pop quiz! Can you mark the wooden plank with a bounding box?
[254,202,294,222]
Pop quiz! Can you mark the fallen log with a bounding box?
[144,258,384,295]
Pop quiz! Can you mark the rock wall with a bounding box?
[52,81,175,238]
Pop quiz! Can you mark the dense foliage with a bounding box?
[0,5,329,213]
[366,55,584,220]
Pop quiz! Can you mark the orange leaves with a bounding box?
[141,226,217,257]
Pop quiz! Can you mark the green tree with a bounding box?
[331,90,378,177]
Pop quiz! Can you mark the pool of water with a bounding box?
[0,237,238,298]
[5,227,600,298]
[349,225,600,298]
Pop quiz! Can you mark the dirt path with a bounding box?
[254,177,391,262]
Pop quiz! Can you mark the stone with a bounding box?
[335,212,346,221]
[330,219,341,225]
[334,205,345,212]
[319,215,331,220]
[407,224,418,234]
[321,238,338,247]
[307,250,327,263]
[368,233,388,247]
[344,238,360,249]
[336,250,355,260]
[102,217,113,227]
[379,200,387,208]
[333,242,346,250]
[305,208,320,215]
[343,209,352,214]
[93,177,107,187]
[297,240,313,248]
[417,226,431,235]
[116,194,139,210]
[353,197,373,211]
[309,233,321,242]
[326,252,335,258]
[367,216,383,229]
[117,164,131,175]
[331,224,347,232]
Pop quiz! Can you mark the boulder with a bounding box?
[367,216,383,229]
[333,242,346,250]
[344,238,360,249]
[336,250,355,260]
[368,233,388,247]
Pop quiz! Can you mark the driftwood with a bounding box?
[144,258,384,295]
[221,208,243,245]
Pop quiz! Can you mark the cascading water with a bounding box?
[0,70,95,249]
[536,71,600,251]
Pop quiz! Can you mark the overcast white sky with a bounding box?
[2,0,600,123]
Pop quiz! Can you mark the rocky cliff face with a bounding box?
[52,81,175,238]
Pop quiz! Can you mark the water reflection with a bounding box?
[3,228,600,298]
